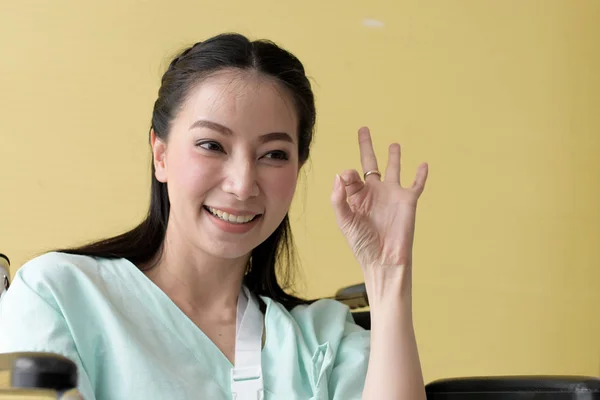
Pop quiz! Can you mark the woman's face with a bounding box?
[152,69,300,260]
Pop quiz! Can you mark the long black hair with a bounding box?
[57,33,316,310]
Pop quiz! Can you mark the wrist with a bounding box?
[363,263,413,307]
[364,265,416,336]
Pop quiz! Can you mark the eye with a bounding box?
[263,150,289,161]
[196,140,225,153]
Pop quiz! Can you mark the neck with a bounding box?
[143,223,249,313]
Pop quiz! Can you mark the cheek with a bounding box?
[265,167,298,203]
[168,151,218,195]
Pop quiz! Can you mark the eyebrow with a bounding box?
[190,119,294,144]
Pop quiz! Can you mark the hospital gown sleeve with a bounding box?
[0,266,95,400]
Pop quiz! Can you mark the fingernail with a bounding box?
[335,174,342,189]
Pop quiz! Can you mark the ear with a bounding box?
[151,129,168,183]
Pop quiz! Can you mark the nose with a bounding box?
[222,158,260,201]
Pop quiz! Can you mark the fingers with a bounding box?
[339,169,363,198]
[384,143,401,184]
[358,127,380,182]
[330,174,353,228]
[412,163,429,195]
[356,126,427,194]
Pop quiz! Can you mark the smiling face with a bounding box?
[151,69,300,260]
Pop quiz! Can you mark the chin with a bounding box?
[199,241,255,260]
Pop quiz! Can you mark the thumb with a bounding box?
[330,174,353,229]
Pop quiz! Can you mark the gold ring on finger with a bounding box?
[363,170,382,180]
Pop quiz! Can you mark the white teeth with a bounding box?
[206,207,256,224]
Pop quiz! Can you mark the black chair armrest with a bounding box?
[333,283,370,330]
[426,375,600,399]
[334,283,368,309]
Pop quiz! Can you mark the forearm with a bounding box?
[362,265,426,400]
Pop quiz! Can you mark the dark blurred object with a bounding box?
[425,375,600,399]
[0,253,9,295]
[334,283,370,330]
[0,352,82,399]
[334,283,368,309]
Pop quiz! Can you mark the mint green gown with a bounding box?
[0,252,370,399]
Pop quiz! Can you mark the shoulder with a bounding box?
[264,296,368,349]
[3,252,141,333]
[19,251,100,274]
[290,298,359,331]
[294,298,368,343]
[13,252,127,303]
[17,252,106,284]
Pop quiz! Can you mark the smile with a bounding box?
[204,206,260,224]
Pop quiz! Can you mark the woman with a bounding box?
[0,33,428,399]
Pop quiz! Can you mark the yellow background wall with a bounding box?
[1,0,599,384]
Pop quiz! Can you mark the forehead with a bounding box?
[175,69,298,138]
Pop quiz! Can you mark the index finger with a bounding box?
[358,127,380,180]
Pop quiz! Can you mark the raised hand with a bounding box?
[330,127,428,276]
